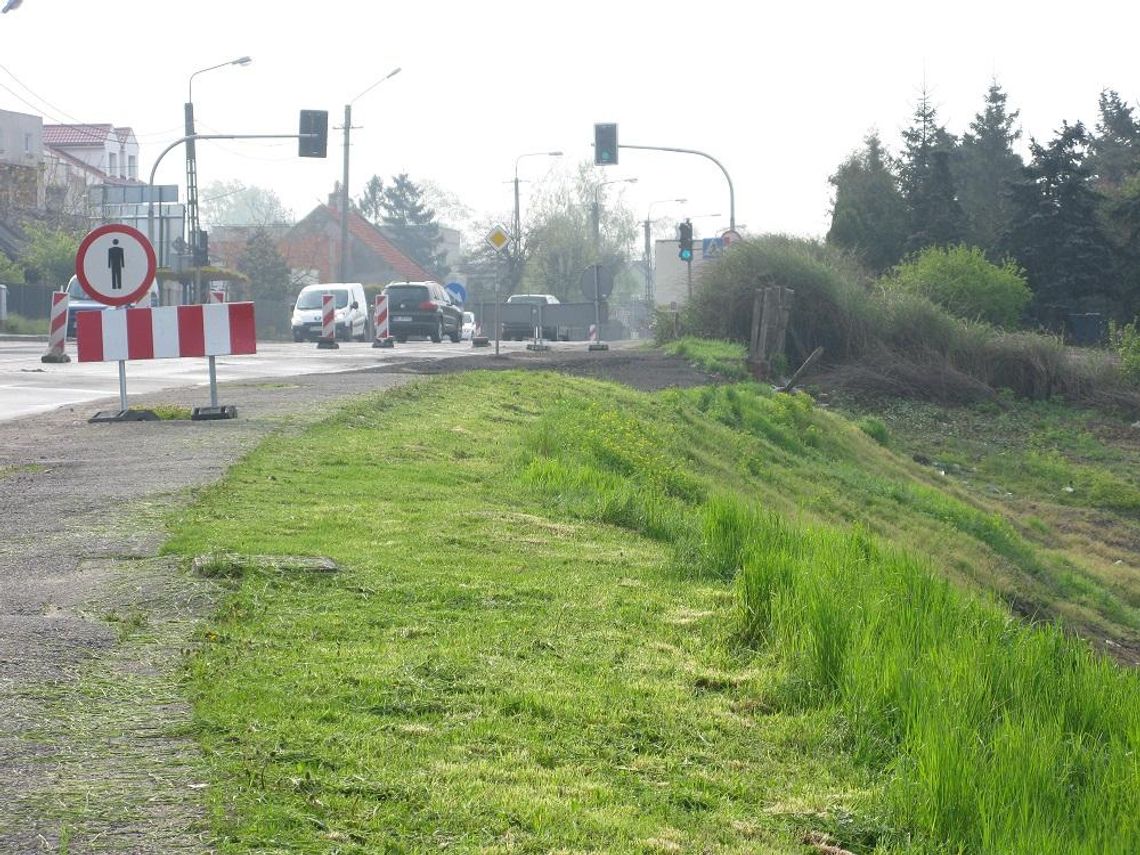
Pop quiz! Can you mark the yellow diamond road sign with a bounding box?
[485,224,511,253]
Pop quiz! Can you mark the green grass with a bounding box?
[662,337,751,380]
[165,372,1140,853]
[0,312,48,335]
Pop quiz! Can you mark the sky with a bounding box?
[3,0,1140,247]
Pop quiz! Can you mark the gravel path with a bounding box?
[0,346,716,852]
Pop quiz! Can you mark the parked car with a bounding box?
[461,311,476,341]
[65,274,157,339]
[502,293,563,340]
[383,281,463,343]
[291,282,368,342]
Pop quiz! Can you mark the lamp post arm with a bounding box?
[147,132,317,248]
[618,143,735,232]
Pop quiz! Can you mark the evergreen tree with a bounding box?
[359,173,448,280]
[1089,89,1140,190]
[1004,122,1117,317]
[826,131,908,271]
[957,81,1024,254]
[899,89,965,252]
[236,228,293,337]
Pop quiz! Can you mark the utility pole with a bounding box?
[338,67,402,283]
[338,102,356,282]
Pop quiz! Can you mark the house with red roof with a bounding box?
[279,202,433,287]
[42,123,140,182]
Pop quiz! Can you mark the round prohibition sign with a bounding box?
[75,223,157,307]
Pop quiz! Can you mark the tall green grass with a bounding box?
[513,378,1140,854]
[718,505,1140,853]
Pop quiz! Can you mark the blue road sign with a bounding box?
[702,237,724,260]
[445,282,467,305]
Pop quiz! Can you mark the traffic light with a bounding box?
[193,229,209,266]
[594,123,618,165]
[299,109,328,158]
[678,220,693,261]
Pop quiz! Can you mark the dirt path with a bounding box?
[0,346,715,852]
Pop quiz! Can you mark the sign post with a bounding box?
[74,224,158,422]
[485,225,511,355]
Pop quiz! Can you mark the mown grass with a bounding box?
[166,371,1140,853]
[661,337,751,381]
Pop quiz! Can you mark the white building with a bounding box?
[0,108,44,209]
[42,124,139,182]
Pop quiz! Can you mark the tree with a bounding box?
[900,89,966,251]
[199,181,293,227]
[0,252,25,284]
[956,81,1024,254]
[236,228,293,338]
[357,173,448,280]
[1089,89,1140,191]
[826,131,908,271]
[1004,122,1117,317]
[20,224,80,286]
[520,163,639,301]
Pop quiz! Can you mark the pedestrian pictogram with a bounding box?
[74,224,156,307]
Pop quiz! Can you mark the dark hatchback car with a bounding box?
[383,281,463,343]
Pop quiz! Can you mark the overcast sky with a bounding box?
[3,0,1139,245]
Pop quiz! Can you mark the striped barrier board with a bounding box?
[76,302,256,362]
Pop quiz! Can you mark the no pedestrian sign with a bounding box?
[75,224,157,307]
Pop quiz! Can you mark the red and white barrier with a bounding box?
[373,293,389,340]
[588,324,598,342]
[76,303,256,362]
[44,291,69,358]
[322,293,335,340]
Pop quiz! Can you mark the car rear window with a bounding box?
[385,285,430,303]
[507,295,547,305]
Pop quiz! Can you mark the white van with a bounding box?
[291,282,367,342]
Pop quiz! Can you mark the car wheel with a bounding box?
[431,318,443,343]
[449,323,461,343]
[292,331,305,342]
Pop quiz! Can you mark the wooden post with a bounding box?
[771,287,794,373]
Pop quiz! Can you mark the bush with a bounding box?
[691,235,876,363]
[1112,319,1140,385]
[882,245,1032,328]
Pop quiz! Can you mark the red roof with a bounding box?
[325,205,432,282]
[43,124,114,147]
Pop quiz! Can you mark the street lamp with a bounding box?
[643,198,686,304]
[339,66,402,282]
[183,56,251,303]
[511,150,562,293]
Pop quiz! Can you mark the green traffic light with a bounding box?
[679,249,693,261]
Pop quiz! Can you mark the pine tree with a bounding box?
[1005,122,1117,317]
[826,132,908,271]
[957,81,1024,254]
[900,89,965,252]
[1089,90,1140,190]
[377,173,449,280]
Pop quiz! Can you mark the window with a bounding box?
[127,155,136,180]
[109,152,117,175]
[24,132,31,154]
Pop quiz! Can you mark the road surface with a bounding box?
[0,336,541,421]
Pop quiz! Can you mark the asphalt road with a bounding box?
[0,335,542,421]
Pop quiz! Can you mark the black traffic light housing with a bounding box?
[594,123,618,165]
[678,220,693,261]
[299,109,328,158]
[193,229,209,267]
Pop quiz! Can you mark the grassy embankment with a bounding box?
[165,368,1140,853]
